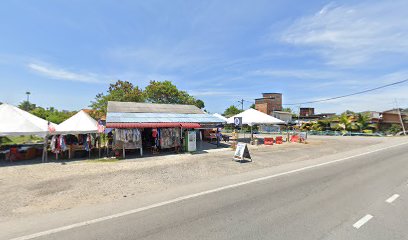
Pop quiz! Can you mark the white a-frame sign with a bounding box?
[233,142,252,162]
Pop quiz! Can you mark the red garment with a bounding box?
[152,128,158,138]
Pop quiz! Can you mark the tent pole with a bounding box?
[251,125,253,142]
[42,135,47,163]
[98,133,101,159]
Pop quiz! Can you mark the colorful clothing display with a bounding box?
[113,129,142,150]
[159,128,180,149]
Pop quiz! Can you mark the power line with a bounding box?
[283,78,408,106]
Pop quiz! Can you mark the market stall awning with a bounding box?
[0,103,56,137]
[106,122,201,129]
[227,108,285,126]
[55,110,99,134]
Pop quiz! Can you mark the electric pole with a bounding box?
[395,99,406,135]
[237,99,244,111]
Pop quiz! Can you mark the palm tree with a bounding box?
[338,114,354,131]
[356,113,377,132]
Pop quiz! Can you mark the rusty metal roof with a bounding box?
[107,101,204,114]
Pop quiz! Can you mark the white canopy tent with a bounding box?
[227,108,285,126]
[55,110,99,134]
[213,113,228,122]
[0,103,56,162]
[227,108,285,140]
[0,103,55,137]
[54,110,102,159]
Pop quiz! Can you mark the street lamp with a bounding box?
[26,91,31,103]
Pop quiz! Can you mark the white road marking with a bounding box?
[385,194,400,203]
[353,214,373,229]
[10,141,408,240]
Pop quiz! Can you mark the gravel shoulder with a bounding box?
[0,136,401,221]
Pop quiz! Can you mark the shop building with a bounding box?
[106,101,224,156]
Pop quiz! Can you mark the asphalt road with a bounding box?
[9,143,408,240]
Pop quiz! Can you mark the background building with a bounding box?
[300,107,315,117]
[255,93,282,115]
[272,111,292,123]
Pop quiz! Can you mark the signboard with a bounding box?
[234,117,242,128]
[233,142,252,162]
[299,132,307,141]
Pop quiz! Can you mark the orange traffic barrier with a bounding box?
[276,136,283,144]
[264,137,274,145]
[290,135,299,143]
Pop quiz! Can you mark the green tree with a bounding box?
[223,105,242,117]
[30,106,75,124]
[194,99,205,109]
[18,101,36,111]
[90,80,145,114]
[250,104,255,109]
[387,124,402,135]
[282,107,292,113]
[144,80,204,108]
[337,113,354,131]
[355,113,376,131]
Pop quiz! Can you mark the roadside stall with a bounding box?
[0,103,56,162]
[227,108,285,144]
[106,101,224,157]
[53,110,103,160]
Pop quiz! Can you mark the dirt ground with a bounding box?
[0,136,396,221]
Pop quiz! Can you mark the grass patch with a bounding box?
[0,135,43,145]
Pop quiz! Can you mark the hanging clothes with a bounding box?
[59,135,67,152]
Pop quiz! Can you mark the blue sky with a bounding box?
[1,0,407,114]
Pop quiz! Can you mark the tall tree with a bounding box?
[90,80,145,114]
[144,80,205,108]
[223,105,243,117]
[18,101,36,111]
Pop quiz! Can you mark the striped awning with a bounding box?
[106,122,201,129]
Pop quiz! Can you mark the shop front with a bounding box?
[106,101,224,157]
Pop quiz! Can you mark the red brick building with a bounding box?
[255,93,282,115]
[299,107,315,117]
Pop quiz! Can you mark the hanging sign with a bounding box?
[234,117,242,128]
[233,142,252,162]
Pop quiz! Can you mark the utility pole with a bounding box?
[395,99,406,135]
[237,99,244,111]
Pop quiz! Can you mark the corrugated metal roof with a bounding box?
[106,122,201,129]
[107,101,204,114]
[106,112,224,123]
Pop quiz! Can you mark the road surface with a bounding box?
[6,142,408,240]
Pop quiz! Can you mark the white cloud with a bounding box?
[250,69,341,79]
[28,63,105,83]
[281,1,408,67]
